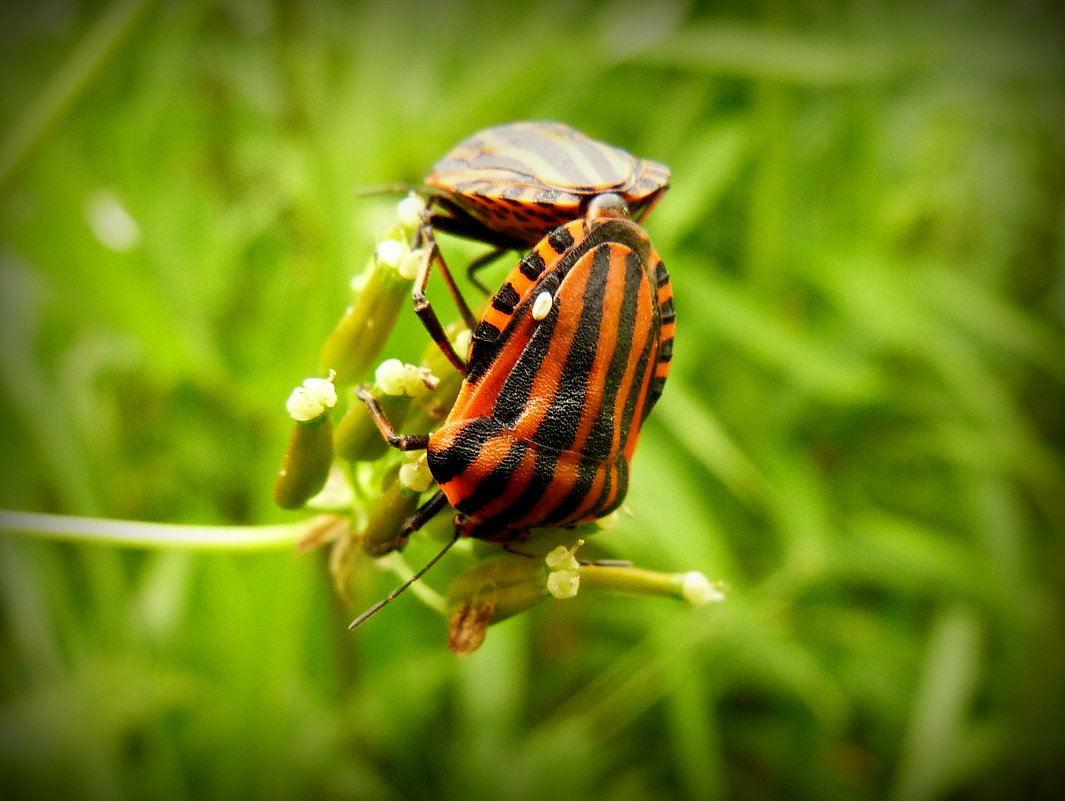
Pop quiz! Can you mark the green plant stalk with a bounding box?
[578,564,706,602]
[318,262,413,385]
[0,510,320,551]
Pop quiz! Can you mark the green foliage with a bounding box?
[2,0,1063,799]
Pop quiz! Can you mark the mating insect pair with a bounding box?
[291,121,674,627]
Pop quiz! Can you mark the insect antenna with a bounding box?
[353,181,419,198]
[349,530,461,629]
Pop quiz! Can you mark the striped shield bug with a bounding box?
[422,120,671,251]
[350,192,674,627]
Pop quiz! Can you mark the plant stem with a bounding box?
[0,510,319,551]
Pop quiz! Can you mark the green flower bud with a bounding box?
[445,551,551,654]
[360,473,425,556]
[319,249,414,385]
[273,413,335,510]
[446,552,551,656]
[274,374,338,510]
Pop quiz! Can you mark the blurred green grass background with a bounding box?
[1,0,1063,799]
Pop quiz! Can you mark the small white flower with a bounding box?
[596,511,619,531]
[399,454,434,493]
[376,360,439,398]
[375,238,408,269]
[546,569,580,599]
[452,328,472,359]
[396,247,424,281]
[545,542,582,572]
[375,358,407,395]
[401,365,440,397]
[396,193,426,230]
[681,572,726,606]
[286,372,338,421]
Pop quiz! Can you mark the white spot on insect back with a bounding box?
[532,290,553,321]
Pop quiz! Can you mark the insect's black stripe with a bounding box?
[473,320,501,343]
[501,442,563,525]
[452,439,528,515]
[491,282,520,314]
[655,259,670,287]
[520,251,546,280]
[427,417,501,486]
[659,296,675,324]
[657,337,673,362]
[490,284,560,427]
[531,243,611,451]
[644,376,667,418]
[620,319,657,442]
[548,227,574,253]
[584,249,644,460]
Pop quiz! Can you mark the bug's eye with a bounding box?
[585,193,629,221]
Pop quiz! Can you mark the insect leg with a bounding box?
[466,246,509,295]
[355,383,431,451]
[410,222,474,374]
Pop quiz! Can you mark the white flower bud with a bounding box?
[375,238,408,269]
[547,569,580,599]
[375,358,407,395]
[545,543,581,572]
[396,193,426,230]
[399,454,434,493]
[285,372,338,421]
[681,572,726,606]
[397,248,423,281]
[452,328,472,360]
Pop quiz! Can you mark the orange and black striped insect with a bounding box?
[422,120,671,252]
[405,121,670,375]
[351,193,674,627]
